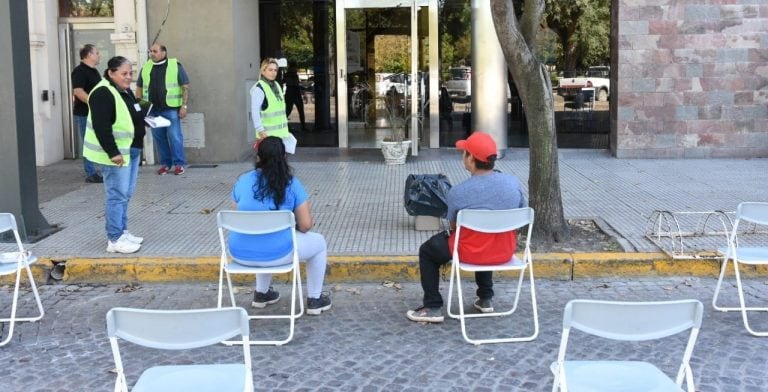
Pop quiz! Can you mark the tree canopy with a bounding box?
[543,0,610,70]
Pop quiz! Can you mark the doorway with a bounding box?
[335,0,437,153]
[58,23,114,159]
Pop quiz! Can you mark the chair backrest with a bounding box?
[453,208,534,264]
[0,213,18,233]
[563,299,703,341]
[736,202,768,227]
[217,210,295,235]
[106,307,250,349]
[456,207,533,234]
[0,213,26,252]
[556,300,703,390]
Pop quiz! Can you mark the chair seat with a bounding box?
[717,246,768,264]
[0,253,37,276]
[551,361,682,392]
[459,255,526,272]
[133,364,247,392]
[225,260,293,274]
[0,252,37,263]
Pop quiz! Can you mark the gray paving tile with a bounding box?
[1,278,766,390]
[3,149,768,260]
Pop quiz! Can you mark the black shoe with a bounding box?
[251,287,280,308]
[306,292,332,315]
[473,298,494,313]
[85,174,103,183]
[406,306,444,323]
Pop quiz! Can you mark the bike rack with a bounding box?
[645,210,734,259]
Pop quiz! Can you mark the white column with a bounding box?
[335,0,348,148]
[428,0,439,149]
[28,0,65,166]
[471,0,507,157]
[112,0,139,68]
[410,0,418,155]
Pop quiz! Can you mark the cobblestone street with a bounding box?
[2,277,767,391]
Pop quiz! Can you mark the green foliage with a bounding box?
[536,28,562,65]
[375,36,410,73]
[275,0,608,78]
[281,0,315,67]
[544,0,610,70]
[439,0,472,76]
[575,0,610,67]
[61,0,113,17]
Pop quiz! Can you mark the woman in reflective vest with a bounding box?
[250,58,296,153]
[84,56,146,254]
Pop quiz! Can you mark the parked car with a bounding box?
[557,66,610,101]
[375,73,409,97]
[585,66,609,78]
[445,66,471,103]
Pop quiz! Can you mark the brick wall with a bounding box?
[613,0,768,158]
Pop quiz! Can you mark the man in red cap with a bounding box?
[407,132,527,323]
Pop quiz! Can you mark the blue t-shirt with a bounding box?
[228,170,308,261]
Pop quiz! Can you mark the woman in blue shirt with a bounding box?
[230,136,331,315]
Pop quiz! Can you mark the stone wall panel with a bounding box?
[616,0,766,158]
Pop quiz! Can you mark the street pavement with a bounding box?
[2,148,768,390]
[1,277,767,391]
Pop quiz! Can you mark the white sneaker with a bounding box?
[107,235,141,253]
[123,230,144,244]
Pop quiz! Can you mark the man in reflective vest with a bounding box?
[136,43,190,175]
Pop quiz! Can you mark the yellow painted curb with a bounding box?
[572,252,723,278]
[4,252,761,285]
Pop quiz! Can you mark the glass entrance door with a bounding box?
[345,7,413,148]
[58,23,114,159]
[336,0,435,152]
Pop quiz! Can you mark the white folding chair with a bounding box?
[106,307,253,392]
[551,299,703,392]
[0,213,44,347]
[446,207,539,345]
[216,210,303,345]
[713,202,768,337]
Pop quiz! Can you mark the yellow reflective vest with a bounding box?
[253,79,289,138]
[83,79,134,166]
[140,58,183,107]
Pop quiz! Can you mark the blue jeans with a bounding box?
[74,115,97,177]
[98,163,131,242]
[150,108,186,167]
[124,147,142,231]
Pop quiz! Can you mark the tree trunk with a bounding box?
[490,0,570,243]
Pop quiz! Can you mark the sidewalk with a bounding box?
[1,278,766,390]
[4,148,768,283]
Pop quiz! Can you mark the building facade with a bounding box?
[613,0,768,158]
[24,0,768,166]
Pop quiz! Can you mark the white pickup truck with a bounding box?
[557,66,610,101]
[445,66,471,103]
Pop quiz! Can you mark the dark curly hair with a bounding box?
[253,136,292,209]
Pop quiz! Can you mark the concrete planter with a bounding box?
[381,140,411,165]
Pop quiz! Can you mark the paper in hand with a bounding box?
[145,115,171,128]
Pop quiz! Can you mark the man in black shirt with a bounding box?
[71,44,103,183]
[284,61,307,132]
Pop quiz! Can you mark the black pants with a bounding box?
[419,231,494,308]
[284,87,306,128]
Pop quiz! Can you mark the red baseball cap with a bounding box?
[455,132,497,163]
